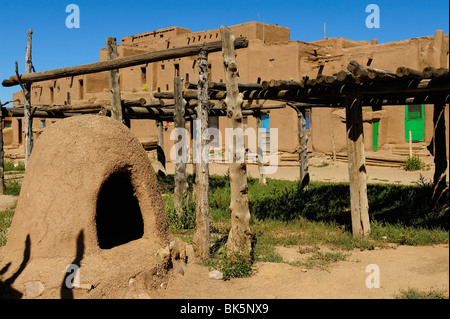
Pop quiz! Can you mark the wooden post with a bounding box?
[297,106,309,190]
[173,76,189,215]
[431,102,448,201]
[106,37,123,124]
[156,119,166,176]
[254,110,266,184]
[23,29,33,166]
[192,50,211,259]
[221,26,252,258]
[0,101,4,194]
[409,131,413,157]
[345,95,370,237]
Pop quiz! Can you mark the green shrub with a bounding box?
[208,247,254,280]
[404,154,425,171]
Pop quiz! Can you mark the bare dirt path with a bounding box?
[152,154,448,299]
[156,243,449,299]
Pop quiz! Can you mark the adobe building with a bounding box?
[3,21,449,161]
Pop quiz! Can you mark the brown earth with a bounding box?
[1,150,448,299]
[154,243,449,299]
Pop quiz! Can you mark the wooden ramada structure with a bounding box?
[0,26,448,247]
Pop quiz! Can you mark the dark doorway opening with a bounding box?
[96,171,144,249]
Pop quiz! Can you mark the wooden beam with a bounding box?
[106,37,123,124]
[0,101,4,194]
[345,95,370,237]
[156,119,166,176]
[23,29,34,166]
[254,109,266,185]
[2,37,249,87]
[193,50,211,260]
[431,102,448,201]
[173,76,189,216]
[221,26,252,258]
[297,106,309,190]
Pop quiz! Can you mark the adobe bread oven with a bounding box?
[0,115,181,299]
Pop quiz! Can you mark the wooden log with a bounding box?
[347,61,369,79]
[433,68,449,79]
[221,26,252,258]
[336,71,354,82]
[23,29,34,166]
[0,101,4,193]
[396,67,424,79]
[423,67,436,78]
[2,37,249,87]
[192,50,211,260]
[156,119,166,176]
[345,95,370,237]
[185,81,263,91]
[106,37,123,124]
[367,68,396,80]
[431,102,448,201]
[173,76,189,216]
[297,106,309,190]
[254,109,266,185]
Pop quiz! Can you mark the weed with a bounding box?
[396,288,449,299]
[404,154,425,171]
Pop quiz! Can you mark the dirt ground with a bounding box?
[154,243,449,299]
[1,153,448,299]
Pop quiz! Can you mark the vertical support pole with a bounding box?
[221,26,252,258]
[24,29,33,166]
[193,49,211,259]
[431,102,447,201]
[297,106,309,190]
[173,76,189,215]
[106,37,123,124]
[254,110,266,184]
[156,119,166,176]
[0,102,4,194]
[345,95,370,237]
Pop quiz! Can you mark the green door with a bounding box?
[405,104,424,142]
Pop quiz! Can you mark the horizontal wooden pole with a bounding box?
[2,37,248,87]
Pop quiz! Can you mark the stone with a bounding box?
[24,281,45,298]
[157,247,171,263]
[169,240,180,260]
[174,266,184,276]
[209,270,223,280]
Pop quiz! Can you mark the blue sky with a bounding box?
[0,0,448,103]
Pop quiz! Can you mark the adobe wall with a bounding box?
[304,30,449,154]
[4,22,448,160]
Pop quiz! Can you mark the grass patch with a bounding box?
[4,160,25,172]
[314,161,330,168]
[293,251,349,269]
[0,209,15,247]
[396,288,449,299]
[4,179,22,196]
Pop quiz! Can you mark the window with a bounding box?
[3,120,12,128]
[407,104,422,120]
[174,64,180,77]
[305,110,310,130]
[49,87,54,104]
[185,73,189,82]
[141,67,147,85]
[78,80,84,100]
[41,120,46,128]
